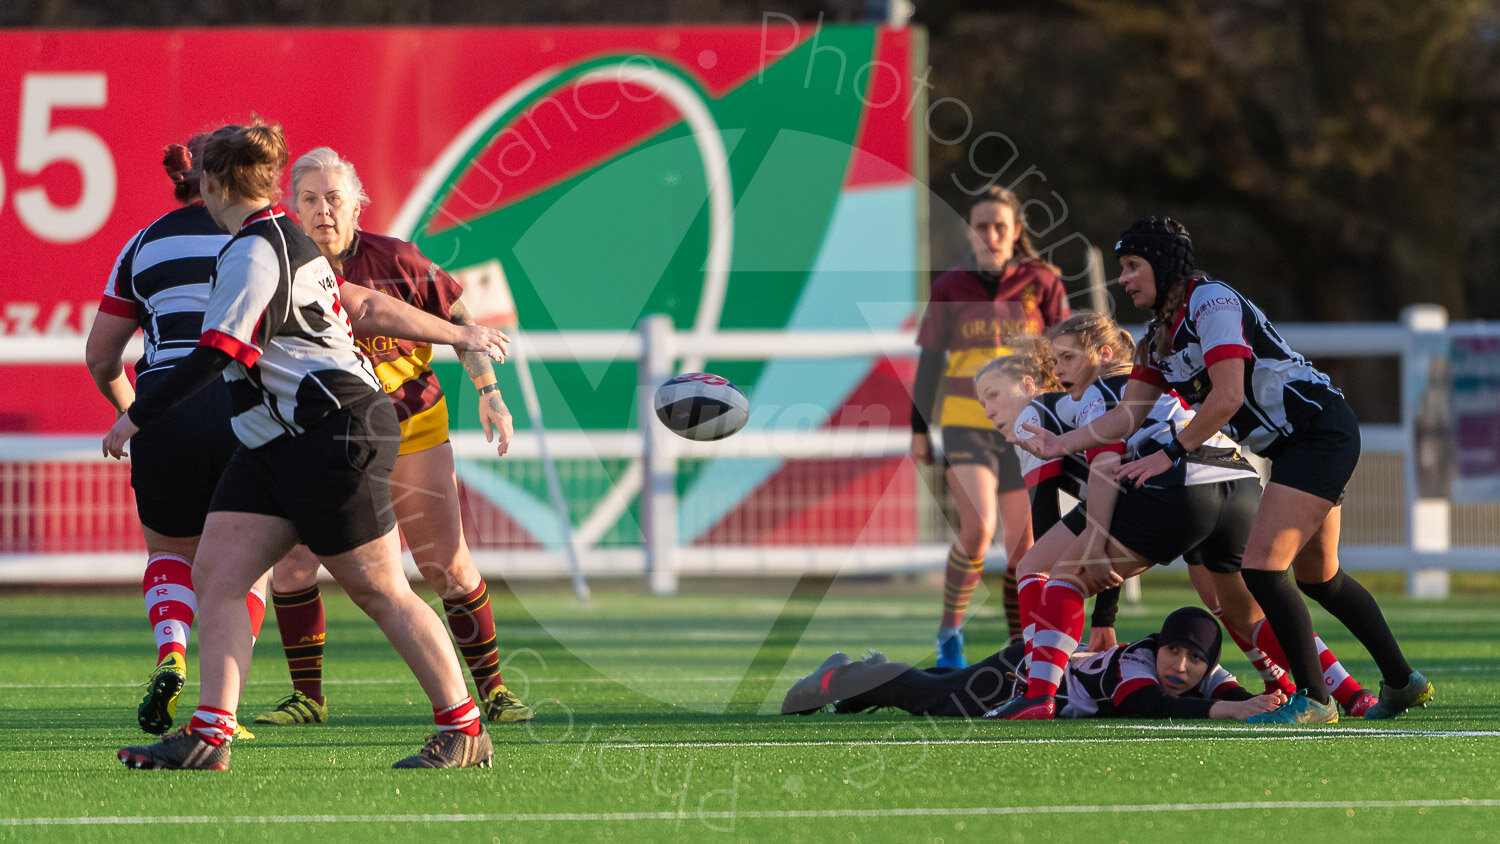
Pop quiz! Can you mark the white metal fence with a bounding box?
[2,306,1496,594]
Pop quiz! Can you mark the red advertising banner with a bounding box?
[0,25,916,433]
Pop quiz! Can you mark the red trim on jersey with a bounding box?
[200,329,261,367]
[1203,344,1252,366]
[1210,679,1240,700]
[1129,363,1169,390]
[239,207,282,229]
[97,294,138,319]
[1023,461,1063,489]
[1086,442,1126,463]
[1112,677,1156,706]
[1168,277,1202,338]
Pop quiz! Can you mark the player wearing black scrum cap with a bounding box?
[1018,217,1432,724]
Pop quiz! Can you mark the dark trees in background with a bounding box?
[5,0,1499,324]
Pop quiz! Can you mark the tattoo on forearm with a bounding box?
[449,301,495,382]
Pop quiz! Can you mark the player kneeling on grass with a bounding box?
[783,607,1284,721]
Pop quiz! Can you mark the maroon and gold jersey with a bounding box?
[340,230,464,454]
[915,260,1068,428]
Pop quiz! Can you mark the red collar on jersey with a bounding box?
[1169,276,1204,338]
[240,206,283,229]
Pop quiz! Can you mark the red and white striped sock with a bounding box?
[1018,573,1050,662]
[1211,607,1294,696]
[1252,619,1357,701]
[1315,635,1364,706]
[434,697,482,736]
[1025,579,1086,699]
[246,586,267,644]
[142,554,195,664]
[188,706,237,746]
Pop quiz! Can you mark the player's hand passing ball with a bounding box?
[1016,423,1064,458]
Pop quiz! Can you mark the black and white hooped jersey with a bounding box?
[98,204,229,379]
[1131,277,1339,455]
[1013,391,1089,498]
[1073,374,1259,489]
[1060,634,1239,718]
[198,208,382,448]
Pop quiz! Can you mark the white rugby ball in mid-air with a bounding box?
[654,372,749,441]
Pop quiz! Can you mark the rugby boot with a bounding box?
[1343,689,1378,719]
[483,685,534,723]
[781,652,853,715]
[1245,691,1339,724]
[983,694,1055,720]
[253,690,328,725]
[118,727,230,771]
[392,728,494,769]
[137,652,187,735]
[935,627,967,669]
[1364,671,1434,720]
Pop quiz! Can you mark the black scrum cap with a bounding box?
[1115,216,1195,309]
[1157,606,1222,668]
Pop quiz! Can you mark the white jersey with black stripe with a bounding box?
[198,208,382,448]
[1133,278,1340,455]
[1060,635,1238,718]
[1072,374,1259,489]
[1013,391,1088,498]
[100,204,228,378]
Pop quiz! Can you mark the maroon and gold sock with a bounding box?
[1001,566,1022,644]
[444,582,504,698]
[272,586,326,703]
[939,548,985,629]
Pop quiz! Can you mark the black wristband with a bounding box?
[478,383,500,396]
[1162,436,1189,463]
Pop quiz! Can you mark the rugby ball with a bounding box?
[654,372,749,441]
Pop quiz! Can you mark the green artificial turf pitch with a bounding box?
[2,574,1498,842]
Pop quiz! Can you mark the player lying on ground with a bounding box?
[1017,216,1431,723]
[783,606,1283,721]
[981,321,1375,718]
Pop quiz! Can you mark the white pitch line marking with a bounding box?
[595,730,1488,750]
[7,800,1500,826]
[1101,724,1500,737]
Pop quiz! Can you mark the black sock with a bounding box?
[1240,568,1330,704]
[1297,570,1413,688]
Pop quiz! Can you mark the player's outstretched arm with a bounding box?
[341,282,509,361]
[1210,691,1287,720]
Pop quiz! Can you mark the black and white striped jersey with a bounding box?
[1131,277,1340,455]
[1013,391,1089,497]
[1060,634,1239,718]
[198,208,382,448]
[1073,374,1259,489]
[99,204,228,379]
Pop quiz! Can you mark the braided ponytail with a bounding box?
[1151,279,1190,362]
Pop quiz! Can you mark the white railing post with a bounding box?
[1401,304,1451,599]
[638,314,680,595]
